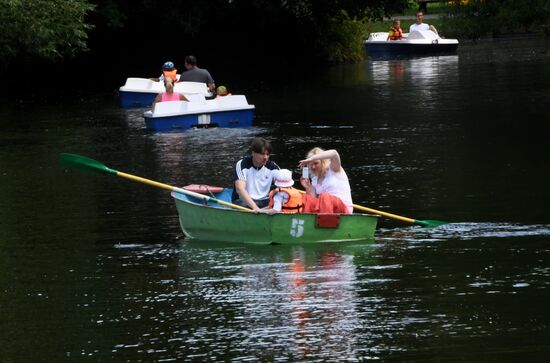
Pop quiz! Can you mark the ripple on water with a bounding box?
[378,222,550,242]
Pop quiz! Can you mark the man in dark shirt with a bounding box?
[232,138,280,211]
[180,55,216,94]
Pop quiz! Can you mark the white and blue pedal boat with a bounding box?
[364,30,459,59]
[143,94,255,132]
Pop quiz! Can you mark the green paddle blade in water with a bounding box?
[59,153,117,175]
[414,219,448,228]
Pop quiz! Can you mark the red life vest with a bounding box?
[162,69,178,82]
[268,187,303,213]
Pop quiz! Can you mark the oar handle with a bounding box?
[117,171,251,212]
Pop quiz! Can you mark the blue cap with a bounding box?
[162,61,175,70]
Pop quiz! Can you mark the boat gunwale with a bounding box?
[170,191,379,218]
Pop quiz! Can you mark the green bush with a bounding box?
[0,0,94,65]
[324,11,369,62]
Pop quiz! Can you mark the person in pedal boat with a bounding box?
[215,85,232,97]
[150,61,181,83]
[387,19,404,41]
[232,137,280,212]
[151,77,189,111]
[180,55,216,95]
[298,147,353,214]
[260,169,303,215]
[409,11,438,35]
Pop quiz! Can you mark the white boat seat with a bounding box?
[183,93,207,103]
[153,100,188,116]
[216,95,250,108]
[120,78,209,96]
[407,30,440,40]
[121,77,159,91]
[174,81,208,95]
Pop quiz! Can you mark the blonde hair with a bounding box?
[307,147,330,174]
[164,78,174,94]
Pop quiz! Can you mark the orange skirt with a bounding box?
[301,193,350,214]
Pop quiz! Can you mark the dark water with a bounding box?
[1,37,550,361]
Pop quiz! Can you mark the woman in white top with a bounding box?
[298,147,353,214]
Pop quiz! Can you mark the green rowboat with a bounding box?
[172,188,378,245]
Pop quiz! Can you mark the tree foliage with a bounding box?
[444,0,550,39]
[1,0,409,68]
[0,0,95,65]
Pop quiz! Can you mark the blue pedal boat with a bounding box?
[143,95,255,132]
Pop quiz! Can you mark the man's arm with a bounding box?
[235,179,260,211]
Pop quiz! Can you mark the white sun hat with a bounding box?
[273,169,294,187]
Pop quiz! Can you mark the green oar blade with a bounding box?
[59,153,117,175]
[415,219,448,228]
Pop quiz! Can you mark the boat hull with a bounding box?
[120,90,156,108]
[144,109,254,131]
[172,189,378,244]
[365,42,458,59]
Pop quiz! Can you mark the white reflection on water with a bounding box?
[371,55,459,85]
[370,55,459,112]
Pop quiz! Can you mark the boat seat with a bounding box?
[407,30,439,40]
[184,93,207,103]
[187,101,212,113]
[152,100,188,116]
[121,77,163,91]
[216,95,249,108]
[123,77,150,88]
[175,81,208,95]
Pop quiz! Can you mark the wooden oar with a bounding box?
[350,204,446,228]
[297,189,446,228]
[59,153,251,212]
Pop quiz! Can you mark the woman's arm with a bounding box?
[299,177,316,197]
[298,149,342,172]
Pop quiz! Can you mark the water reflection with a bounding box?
[175,242,375,360]
[284,246,360,358]
[147,128,268,187]
[370,55,458,84]
[370,56,459,112]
